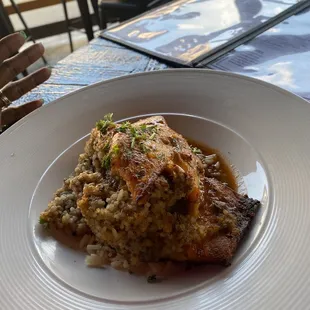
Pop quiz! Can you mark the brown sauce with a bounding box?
[188,139,238,191]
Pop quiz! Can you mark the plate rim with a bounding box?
[28,113,272,304]
[1,68,308,144]
[1,69,309,309]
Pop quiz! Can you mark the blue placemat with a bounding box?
[207,7,310,101]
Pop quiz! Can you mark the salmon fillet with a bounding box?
[94,115,203,213]
[181,178,260,265]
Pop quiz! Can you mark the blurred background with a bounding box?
[0,0,169,72]
[1,0,97,70]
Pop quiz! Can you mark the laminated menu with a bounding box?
[101,0,309,66]
[207,7,310,101]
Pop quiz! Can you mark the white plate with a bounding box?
[0,70,309,310]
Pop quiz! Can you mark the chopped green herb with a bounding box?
[141,133,148,140]
[39,217,49,229]
[147,275,157,283]
[115,121,158,150]
[140,124,147,131]
[191,146,202,154]
[39,217,47,225]
[131,137,136,149]
[96,113,115,134]
[102,154,111,170]
[146,124,157,131]
[131,126,145,141]
[117,121,131,133]
[140,143,149,153]
[130,125,137,136]
[112,144,120,154]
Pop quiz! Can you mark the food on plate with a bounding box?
[40,114,260,277]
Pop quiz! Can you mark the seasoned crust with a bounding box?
[184,178,260,265]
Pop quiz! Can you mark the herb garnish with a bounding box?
[102,154,111,170]
[131,137,136,148]
[117,121,131,133]
[112,144,119,154]
[97,117,159,169]
[140,143,149,153]
[96,113,115,134]
[39,217,47,225]
[39,216,49,229]
[191,146,202,154]
[116,121,158,150]
[140,124,147,131]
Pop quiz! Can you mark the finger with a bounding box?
[0,43,45,88]
[0,33,25,64]
[1,99,43,127]
[1,67,51,101]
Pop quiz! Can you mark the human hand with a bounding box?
[0,32,51,131]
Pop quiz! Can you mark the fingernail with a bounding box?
[19,30,28,40]
[38,99,44,106]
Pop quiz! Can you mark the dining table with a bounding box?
[15,36,170,107]
[14,27,310,107]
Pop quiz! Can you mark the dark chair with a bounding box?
[61,0,100,50]
[99,0,171,30]
[3,0,100,54]
[0,0,14,38]
[74,0,101,41]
